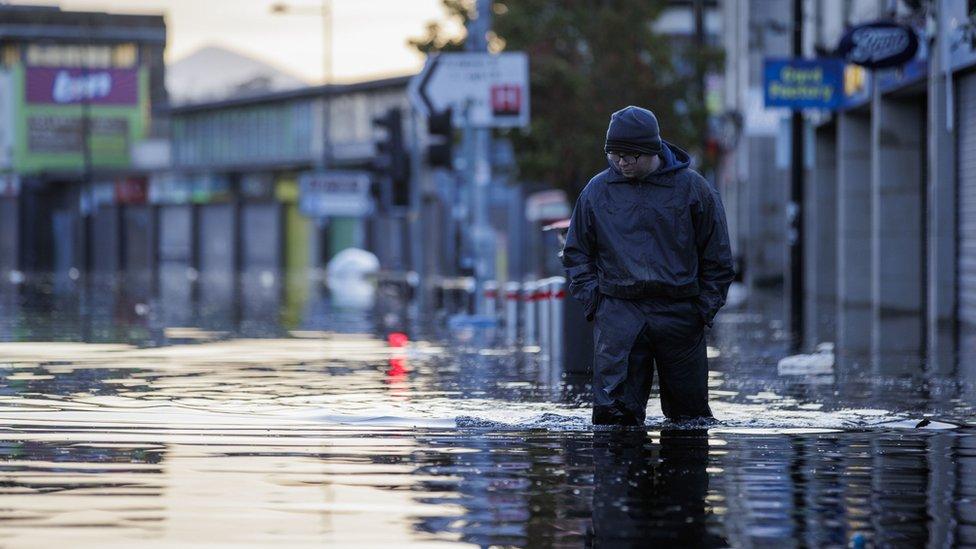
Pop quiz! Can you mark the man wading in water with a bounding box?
[562,106,734,426]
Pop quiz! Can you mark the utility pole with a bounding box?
[693,0,707,160]
[465,0,494,315]
[789,0,804,350]
[82,21,93,277]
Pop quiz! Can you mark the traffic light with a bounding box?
[426,109,453,168]
[372,107,409,208]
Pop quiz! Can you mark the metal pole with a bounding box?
[789,0,804,350]
[408,109,427,317]
[549,276,565,370]
[522,279,536,348]
[504,280,520,346]
[321,1,332,168]
[82,22,93,277]
[465,0,494,315]
[322,0,332,85]
[693,0,707,157]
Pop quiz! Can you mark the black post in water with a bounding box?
[789,0,804,350]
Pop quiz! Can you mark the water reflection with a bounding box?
[0,279,974,546]
[589,429,724,547]
[0,271,371,345]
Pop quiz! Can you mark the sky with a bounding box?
[7,0,460,83]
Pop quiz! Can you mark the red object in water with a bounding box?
[388,332,409,348]
[388,356,408,377]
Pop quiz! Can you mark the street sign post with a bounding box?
[408,52,530,128]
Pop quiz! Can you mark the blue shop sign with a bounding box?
[299,170,374,218]
[763,58,845,110]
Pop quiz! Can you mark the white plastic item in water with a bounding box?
[326,248,380,309]
[777,347,835,376]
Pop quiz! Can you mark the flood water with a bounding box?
[0,277,975,547]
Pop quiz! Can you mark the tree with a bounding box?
[410,0,723,198]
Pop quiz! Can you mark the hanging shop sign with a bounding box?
[763,58,845,110]
[835,21,919,69]
[299,170,374,218]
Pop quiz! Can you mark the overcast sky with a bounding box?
[8,0,459,82]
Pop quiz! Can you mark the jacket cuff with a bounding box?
[584,293,601,322]
[695,297,714,327]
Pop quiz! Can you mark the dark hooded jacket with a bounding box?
[561,141,734,326]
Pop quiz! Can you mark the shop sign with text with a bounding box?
[836,21,919,69]
[763,58,844,110]
[26,67,139,106]
[299,171,374,218]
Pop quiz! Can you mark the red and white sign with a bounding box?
[491,85,522,117]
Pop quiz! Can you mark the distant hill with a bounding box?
[167,45,311,105]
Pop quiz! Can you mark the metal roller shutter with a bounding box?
[959,72,976,328]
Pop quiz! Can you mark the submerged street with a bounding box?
[0,281,973,547]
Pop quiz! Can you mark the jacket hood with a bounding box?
[651,141,691,175]
[606,140,691,180]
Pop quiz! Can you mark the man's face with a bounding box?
[608,151,656,179]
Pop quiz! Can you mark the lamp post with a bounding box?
[270,1,332,85]
[270,0,333,169]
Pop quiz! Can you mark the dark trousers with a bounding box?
[591,295,712,425]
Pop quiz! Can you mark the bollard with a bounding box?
[461,276,476,314]
[549,276,566,369]
[483,280,499,318]
[521,280,537,348]
[504,281,521,347]
[537,278,551,360]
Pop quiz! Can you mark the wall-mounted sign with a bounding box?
[0,173,19,198]
[26,116,129,155]
[14,65,147,173]
[299,170,374,218]
[26,43,138,69]
[149,173,193,205]
[240,173,275,200]
[190,174,231,204]
[80,181,117,214]
[0,70,11,170]
[26,67,139,105]
[115,177,148,205]
[763,58,845,110]
[835,21,919,69]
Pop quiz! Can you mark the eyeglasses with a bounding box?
[607,151,641,164]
